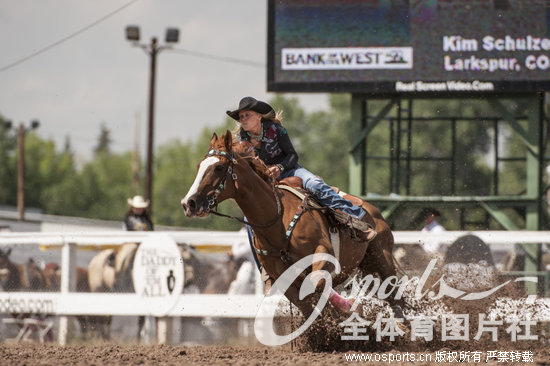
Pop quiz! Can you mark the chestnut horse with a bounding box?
[181,131,403,319]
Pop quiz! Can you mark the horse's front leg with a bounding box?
[360,236,406,318]
[308,245,353,313]
[277,244,350,317]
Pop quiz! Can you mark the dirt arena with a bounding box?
[1,343,550,366]
[3,255,550,365]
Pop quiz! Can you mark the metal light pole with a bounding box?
[125,25,179,213]
[4,120,40,221]
[17,123,24,221]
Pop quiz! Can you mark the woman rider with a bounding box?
[227,96,377,241]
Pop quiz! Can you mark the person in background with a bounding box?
[124,195,154,231]
[420,207,446,253]
[123,195,154,342]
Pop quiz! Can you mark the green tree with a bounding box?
[79,151,133,220]
[269,94,351,188]
[4,95,517,230]
[94,123,112,155]
[153,118,242,230]
[24,133,76,210]
[0,117,16,205]
[42,126,132,220]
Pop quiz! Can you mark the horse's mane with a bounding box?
[232,141,272,182]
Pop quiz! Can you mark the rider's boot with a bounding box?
[333,210,377,242]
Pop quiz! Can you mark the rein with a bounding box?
[205,149,282,229]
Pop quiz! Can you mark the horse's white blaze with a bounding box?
[182,156,220,205]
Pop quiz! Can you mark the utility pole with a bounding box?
[17,123,25,221]
[126,25,179,214]
[145,37,158,207]
[132,111,141,194]
[5,120,40,221]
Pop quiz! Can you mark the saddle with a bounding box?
[277,177,374,235]
[278,177,363,206]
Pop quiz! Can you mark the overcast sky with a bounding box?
[0,0,328,161]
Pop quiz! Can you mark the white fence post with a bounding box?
[1,230,550,345]
[156,317,173,344]
[57,240,77,345]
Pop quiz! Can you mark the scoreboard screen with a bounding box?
[267,0,550,93]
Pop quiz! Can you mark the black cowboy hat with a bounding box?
[226,96,274,121]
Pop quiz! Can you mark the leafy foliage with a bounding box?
[0,120,16,205]
[0,94,547,232]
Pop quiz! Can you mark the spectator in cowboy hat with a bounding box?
[124,195,154,231]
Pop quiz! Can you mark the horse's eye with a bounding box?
[214,165,224,172]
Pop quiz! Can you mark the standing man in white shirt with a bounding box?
[421,208,446,253]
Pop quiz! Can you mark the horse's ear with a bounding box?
[223,130,233,153]
[209,132,218,147]
[6,248,11,257]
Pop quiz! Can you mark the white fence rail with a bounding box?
[1,230,550,344]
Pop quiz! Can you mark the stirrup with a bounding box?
[332,210,374,231]
[332,210,376,241]
[362,228,377,241]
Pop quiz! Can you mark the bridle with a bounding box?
[203,148,238,214]
[203,148,282,228]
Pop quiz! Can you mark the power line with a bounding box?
[171,47,265,68]
[0,0,140,74]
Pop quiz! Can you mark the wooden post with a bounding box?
[17,123,25,221]
[156,317,173,344]
[132,111,141,194]
[145,37,158,213]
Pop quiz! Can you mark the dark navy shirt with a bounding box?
[238,121,298,172]
[124,214,154,231]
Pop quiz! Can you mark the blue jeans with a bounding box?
[280,165,366,219]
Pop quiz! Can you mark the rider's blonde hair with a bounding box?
[263,109,284,125]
